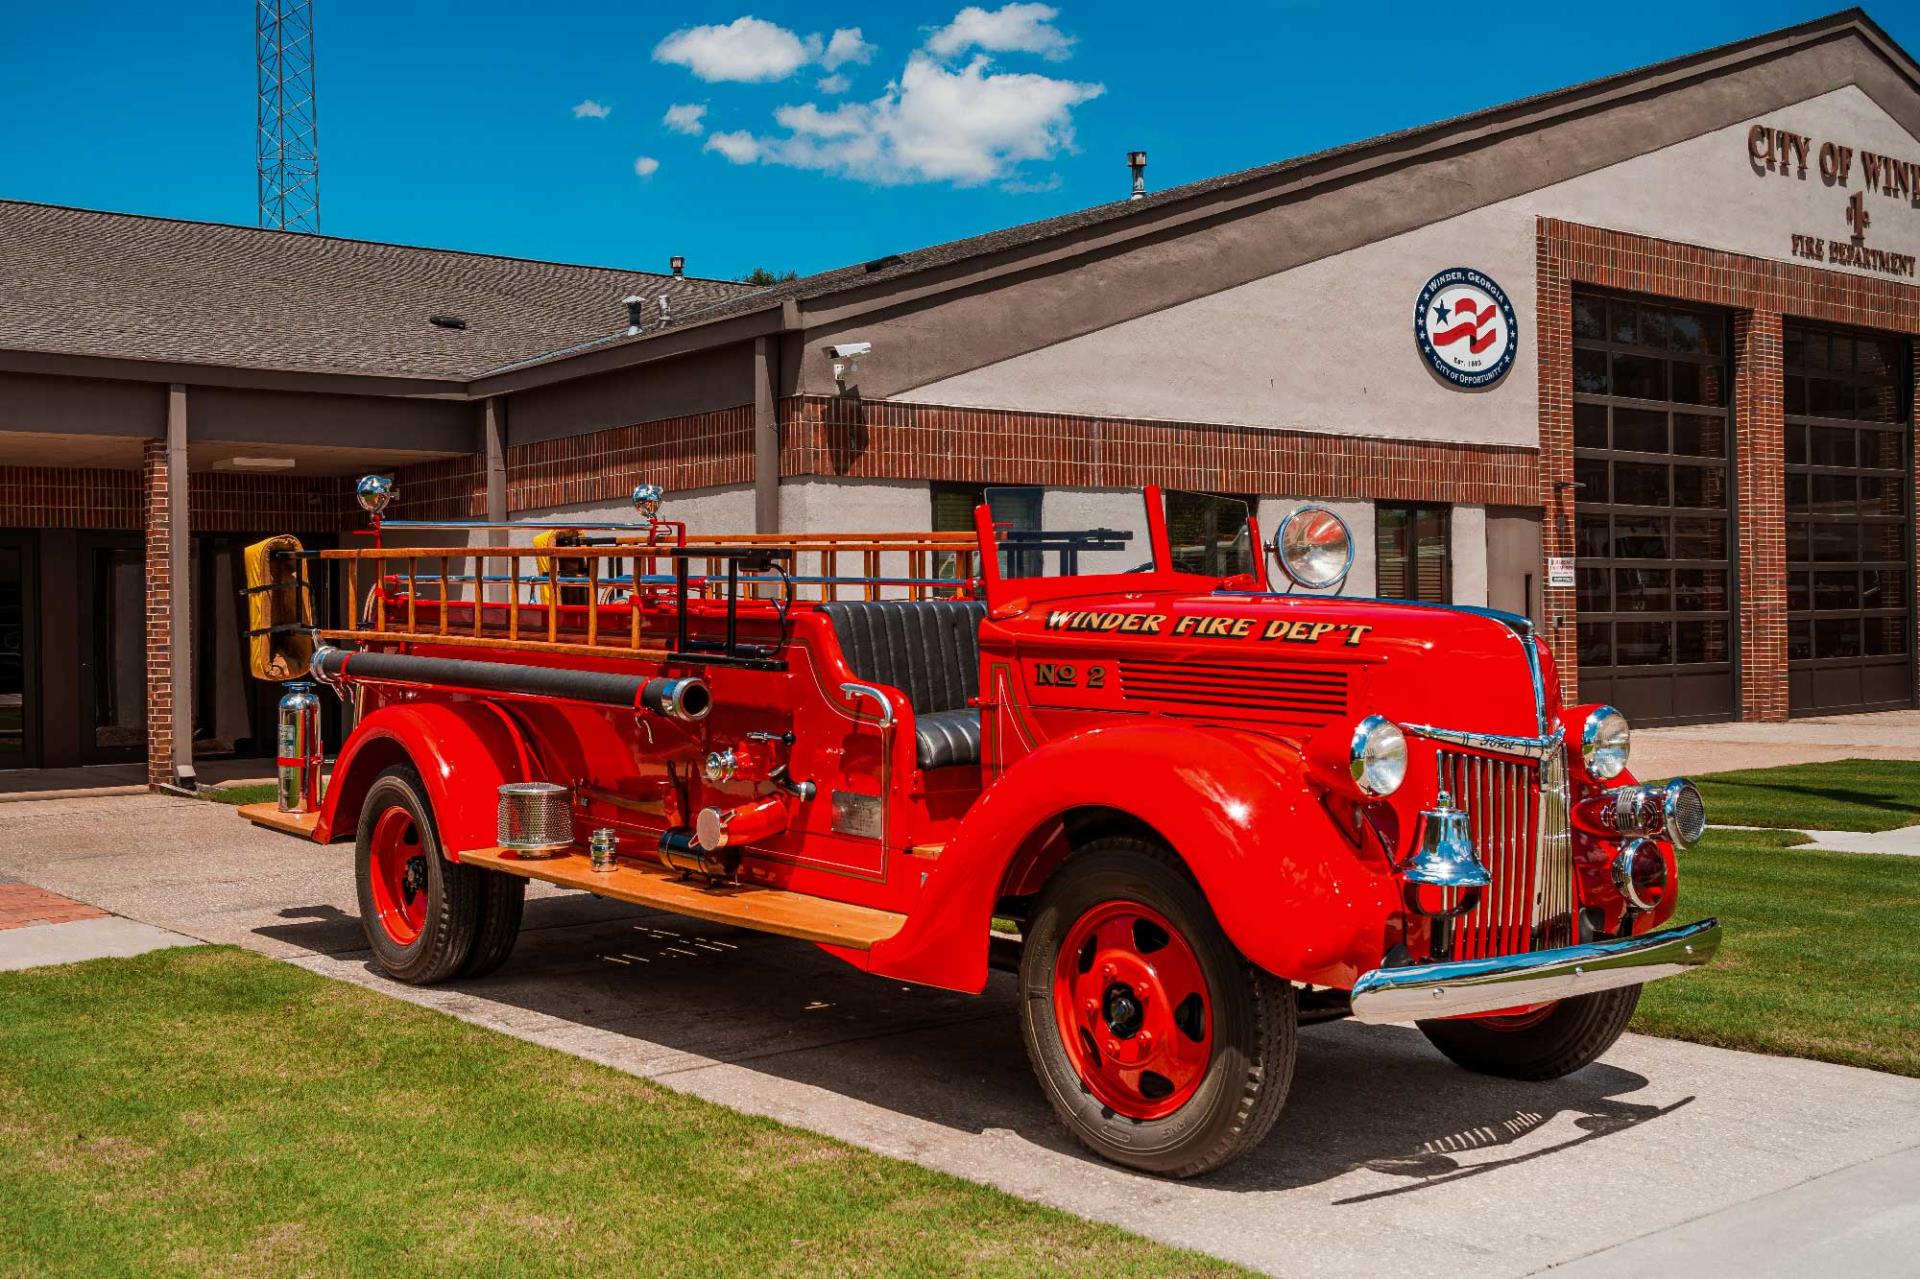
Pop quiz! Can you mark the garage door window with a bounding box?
[1783,322,1913,715]
[1376,503,1450,602]
[1571,290,1735,724]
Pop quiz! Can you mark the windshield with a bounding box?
[983,487,1253,582]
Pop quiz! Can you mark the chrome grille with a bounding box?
[1436,747,1575,959]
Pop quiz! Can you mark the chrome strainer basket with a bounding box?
[496,782,574,857]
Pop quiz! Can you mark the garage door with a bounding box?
[1571,290,1736,725]
[1784,322,1914,715]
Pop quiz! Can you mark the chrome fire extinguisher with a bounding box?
[276,681,324,814]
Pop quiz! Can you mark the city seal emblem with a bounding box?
[1415,267,1517,389]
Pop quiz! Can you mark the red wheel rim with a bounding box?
[367,805,430,946]
[1052,900,1214,1121]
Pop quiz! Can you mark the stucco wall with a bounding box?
[898,86,1920,452]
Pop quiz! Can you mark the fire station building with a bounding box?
[2,9,1919,788]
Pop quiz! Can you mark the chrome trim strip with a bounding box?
[1404,723,1565,760]
[1348,918,1721,1024]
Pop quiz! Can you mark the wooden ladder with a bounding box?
[461,847,907,950]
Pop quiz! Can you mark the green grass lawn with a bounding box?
[1633,826,1920,1078]
[0,947,1241,1279]
[1684,758,1920,831]
[195,782,279,806]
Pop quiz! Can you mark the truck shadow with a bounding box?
[256,897,1690,1196]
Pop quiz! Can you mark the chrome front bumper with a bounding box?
[1348,918,1721,1025]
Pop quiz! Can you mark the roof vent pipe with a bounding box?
[658,295,672,325]
[1127,150,1147,200]
[623,295,644,335]
[669,255,685,277]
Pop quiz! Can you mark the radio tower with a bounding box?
[256,1,320,232]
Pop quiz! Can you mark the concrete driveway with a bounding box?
[2,792,1916,1277]
[1634,707,1920,779]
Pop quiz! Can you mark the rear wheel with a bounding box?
[1019,838,1296,1178]
[355,764,480,984]
[460,872,526,979]
[1417,985,1641,1080]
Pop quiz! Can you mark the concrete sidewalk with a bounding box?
[1634,708,1920,779]
[2,792,1916,1277]
[0,878,197,970]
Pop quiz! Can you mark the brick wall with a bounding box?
[0,464,348,532]
[141,441,172,789]
[1537,217,1920,721]
[779,396,1540,505]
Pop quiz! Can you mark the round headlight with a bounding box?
[1350,715,1407,797]
[1612,838,1668,911]
[1581,705,1631,780]
[1271,505,1353,589]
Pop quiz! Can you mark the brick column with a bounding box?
[1534,228,1579,704]
[142,439,174,788]
[1733,310,1787,723]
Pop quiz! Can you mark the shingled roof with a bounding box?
[0,200,751,381]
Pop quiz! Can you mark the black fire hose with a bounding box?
[311,648,710,720]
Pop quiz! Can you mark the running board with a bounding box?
[461,847,907,950]
[239,803,322,839]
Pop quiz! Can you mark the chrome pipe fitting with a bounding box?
[639,676,712,722]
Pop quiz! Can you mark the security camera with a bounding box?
[827,340,871,393]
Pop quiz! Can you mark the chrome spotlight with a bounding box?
[631,483,665,520]
[355,473,396,515]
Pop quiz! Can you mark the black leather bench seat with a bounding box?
[913,709,983,769]
[818,599,986,769]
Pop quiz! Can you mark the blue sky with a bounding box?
[2,3,1915,281]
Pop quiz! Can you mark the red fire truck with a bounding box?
[243,481,1716,1176]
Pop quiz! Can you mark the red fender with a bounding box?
[867,721,1399,993]
[315,702,535,858]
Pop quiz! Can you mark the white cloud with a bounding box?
[816,73,851,94]
[822,27,876,70]
[633,155,661,178]
[926,4,1073,62]
[653,17,822,83]
[662,103,708,136]
[703,130,763,164]
[572,99,612,119]
[720,52,1101,186]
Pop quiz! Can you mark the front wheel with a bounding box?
[1417,985,1641,1080]
[355,764,480,984]
[1019,838,1296,1178]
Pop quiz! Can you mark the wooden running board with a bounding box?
[238,802,322,839]
[461,847,907,950]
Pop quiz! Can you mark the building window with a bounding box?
[1376,503,1450,602]
[930,482,1045,579]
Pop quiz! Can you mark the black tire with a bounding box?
[354,763,480,985]
[1417,985,1641,1081]
[459,871,526,979]
[1018,838,1297,1178]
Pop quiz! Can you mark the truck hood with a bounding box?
[1004,589,1553,742]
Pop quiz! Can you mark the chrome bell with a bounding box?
[1403,790,1492,889]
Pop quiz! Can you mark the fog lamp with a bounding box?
[1661,778,1707,848]
[1581,705,1631,780]
[1612,837,1668,911]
